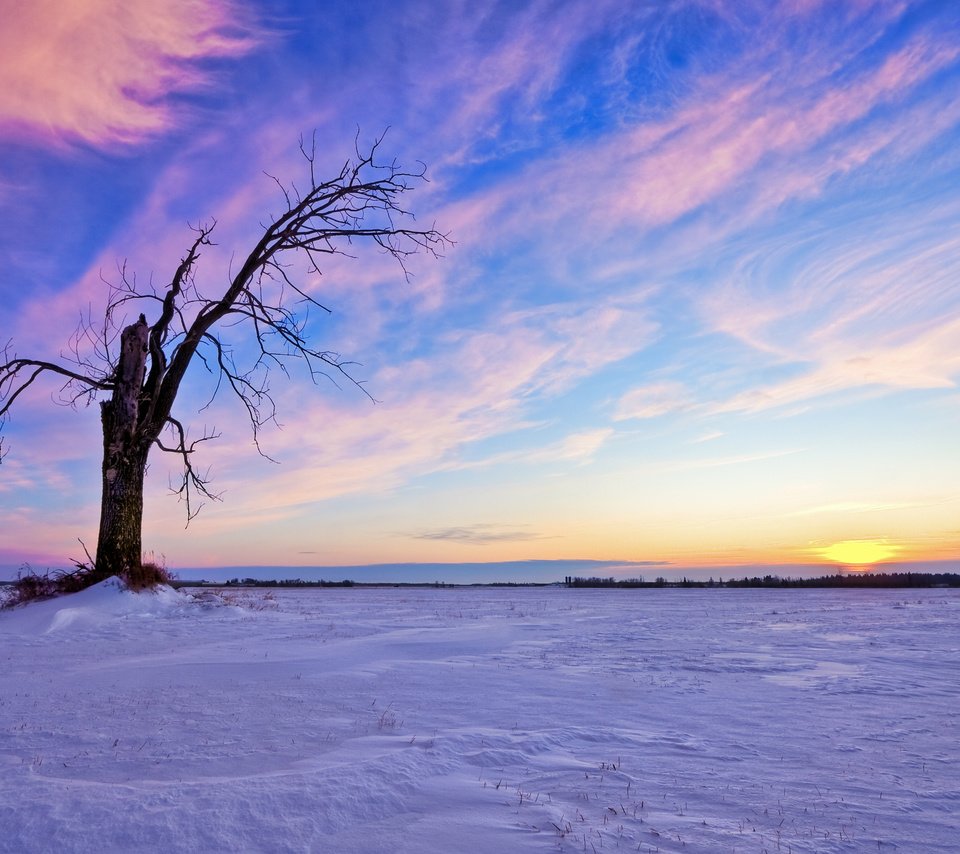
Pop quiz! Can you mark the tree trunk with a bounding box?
[95,316,150,579]
[95,438,148,578]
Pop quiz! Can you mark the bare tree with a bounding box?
[1,135,448,583]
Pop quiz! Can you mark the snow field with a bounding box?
[1,581,958,852]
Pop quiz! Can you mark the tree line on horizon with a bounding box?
[564,572,960,588]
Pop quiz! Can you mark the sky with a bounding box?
[1,0,959,581]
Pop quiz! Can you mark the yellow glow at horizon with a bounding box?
[820,540,899,566]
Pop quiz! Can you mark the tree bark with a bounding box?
[95,316,150,578]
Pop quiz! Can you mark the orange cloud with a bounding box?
[0,0,257,147]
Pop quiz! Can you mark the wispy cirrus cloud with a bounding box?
[702,204,960,415]
[174,295,644,524]
[785,499,948,518]
[662,448,804,473]
[475,428,617,471]
[404,0,652,172]
[413,525,547,546]
[501,27,957,243]
[614,382,692,421]
[0,0,258,148]
[710,321,960,416]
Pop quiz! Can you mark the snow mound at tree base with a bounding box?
[0,576,191,635]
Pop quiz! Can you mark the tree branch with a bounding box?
[1,132,450,524]
[1,350,112,422]
[154,417,222,523]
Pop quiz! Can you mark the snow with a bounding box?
[1,583,958,852]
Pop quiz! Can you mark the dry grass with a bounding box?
[2,560,175,608]
[122,561,175,591]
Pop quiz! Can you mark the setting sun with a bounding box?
[819,540,899,566]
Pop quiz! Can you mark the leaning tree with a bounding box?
[0,135,447,584]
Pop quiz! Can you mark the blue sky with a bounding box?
[1,0,959,578]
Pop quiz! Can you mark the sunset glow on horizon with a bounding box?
[818,540,901,568]
[1,1,959,579]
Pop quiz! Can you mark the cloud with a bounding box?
[437,10,960,270]
[0,0,258,147]
[786,500,941,518]
[522,428,616,466]
[614,382,691,420]
[416,0,636,172]
[706,275,960,415]
[413,525,547,546]
[186,350,624,528]
[663,448,803,473]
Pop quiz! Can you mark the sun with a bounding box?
[818,539,899,567]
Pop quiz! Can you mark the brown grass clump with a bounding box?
[3,570,59,606]
[122,561,175,591]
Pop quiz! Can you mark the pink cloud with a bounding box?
[438,18,959,266]
[520,428,615,466]
[0,0,258,147]
[710,315,960,417]
[588,32,956,229]
[700,178,960,416]
[614,382,691,421]
[779,0,904,19]
[127,295,658,533]
[426,0,625,171]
